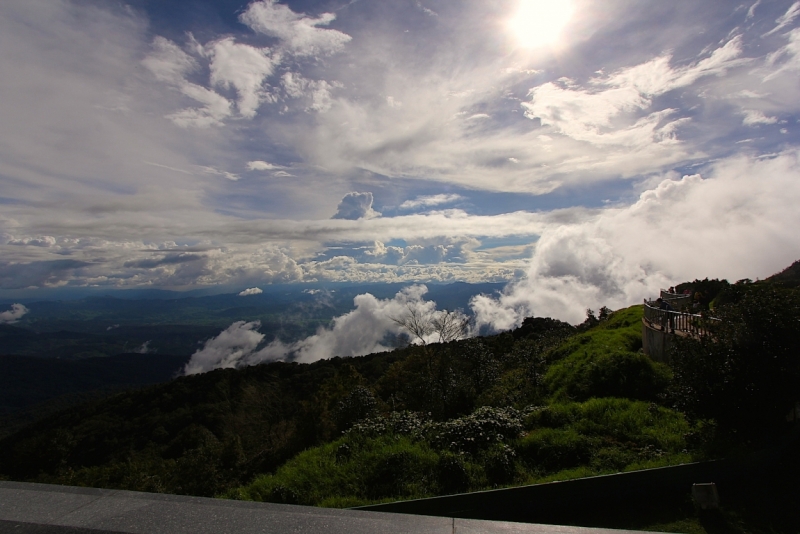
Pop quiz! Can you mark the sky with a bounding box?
[2,0,800,327]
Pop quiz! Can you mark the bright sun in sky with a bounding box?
[508,0,575,48]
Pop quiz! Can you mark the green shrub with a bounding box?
[346,410,429,438]
[435,452,473,494]
[517,428,595,472]
[235,435,439,506]
[482,443,519,485]
[426,406,524,454]
[670,284,800,443]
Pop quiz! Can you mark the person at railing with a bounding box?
[693,291,703,311]
[656,297,675,332]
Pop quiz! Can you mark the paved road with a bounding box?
[0,481,654,534]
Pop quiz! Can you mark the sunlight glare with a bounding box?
[508,0,575,49]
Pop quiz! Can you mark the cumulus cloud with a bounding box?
[142,1,350,126]
[471,150,800,328]
[332,192,381,220]
[206,37,278,118]
[240,0,352,57]
[183,285,466,373]
[399,194,464,210]
[239,287,263,296]
[0,303,28,324]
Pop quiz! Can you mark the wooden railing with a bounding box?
[643,299,717,336]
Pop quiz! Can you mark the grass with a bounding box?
[544,306,672,402]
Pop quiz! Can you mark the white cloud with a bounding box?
[325,238,476,266]
[207,37,278,118]
[143,1,350,125]
[742,110,778,125]
[763,1,800,36]
[399,194,464,210]
[142,37,234,127]
[247,160,283,171]
[240,0,352,57]
[523,37,750,147]
[141,36,198,85]
[472,150,800,328]
[281,72,337,112]
[197,165,240,181]
[184,320,267,375]
[746,0,762,21]
[239,287,263,296]
[0,303,28,323]
[165,83,233,128]
[332,192,381,220]
[415,1,438,17]
[765,27,800,80]
[182,285,472,374]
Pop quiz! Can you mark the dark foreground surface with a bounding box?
[0,481,654,534]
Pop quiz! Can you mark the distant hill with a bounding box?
[0,353,188,414]
[766,259,800,287]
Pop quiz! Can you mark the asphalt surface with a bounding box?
[0,481,655,534]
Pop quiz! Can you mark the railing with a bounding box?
[643,299,717,336]
[659,290,692,309]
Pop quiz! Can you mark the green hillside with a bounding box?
[0,270,798,533]
[0,305,687,499]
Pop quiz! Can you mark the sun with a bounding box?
[508,0,575,49]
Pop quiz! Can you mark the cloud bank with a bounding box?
[472,150,800,327]
[183,285,470,374]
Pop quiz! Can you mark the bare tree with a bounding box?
[392,306,470,345]
[391,304,434,345]
[431,309,470,343]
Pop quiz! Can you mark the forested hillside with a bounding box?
[0,305,686,499]
[0,269,797,529]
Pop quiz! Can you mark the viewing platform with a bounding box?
[641,291,716,363]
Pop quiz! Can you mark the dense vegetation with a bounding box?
[1,305,690,501]
[670,281,800,449]
[0,268,797,533]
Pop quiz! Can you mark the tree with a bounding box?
[391,306,469,345]
[391,304,434,345]
[670,284,800,443]
[431,309,470,343]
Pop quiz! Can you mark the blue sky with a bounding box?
[2,0,800,323]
